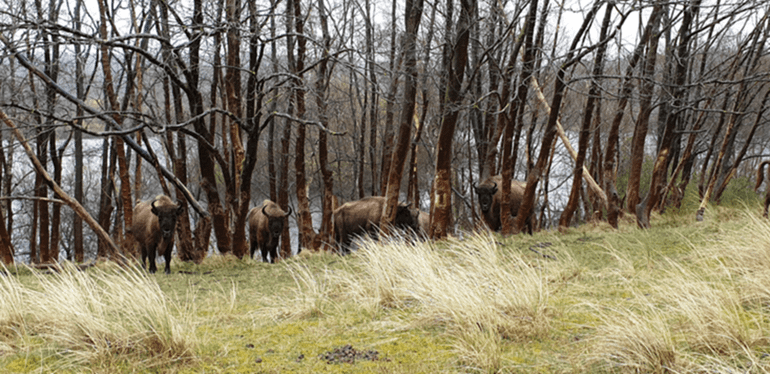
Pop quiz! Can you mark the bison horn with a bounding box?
[284,206,293,217]
[262,205,269,217]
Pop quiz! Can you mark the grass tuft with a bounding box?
[0,262,196,370]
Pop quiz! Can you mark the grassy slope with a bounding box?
[2,196,770,373]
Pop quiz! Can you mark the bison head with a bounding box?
[394,203,420,232]
[152,200,184,239]
[474,181,498,213]
[264,205,292,238]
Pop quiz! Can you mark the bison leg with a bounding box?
[269,246,278,264]
[148,245,157,274]
[249,237,257,260]
[163,244,172,274]
[140,245,148,270]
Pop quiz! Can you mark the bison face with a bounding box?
[268,217,284,239]
[263,204,291,239]
[474,182,497,213]
[152,201,184,239]
[394,203,419,231]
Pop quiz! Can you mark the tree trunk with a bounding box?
[97,0,133,258]
[315,0,334,251]
[430,0,472,239]
[559,2,613,229]
[379,0,402,195]
[501,0,538,236]
[384,0,424,227]
[638,0,700,228]
[0,107,121,257]
[514,2,601,233]
[603,4,662,228]
[626,11,661,215]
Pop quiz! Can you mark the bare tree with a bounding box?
[383,0,424,226]
[430,0,473,238]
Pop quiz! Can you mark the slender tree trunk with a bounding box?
[384,0,424,226]
[97,0,133,257]
[0,203,12,264]
[0,108,121,257]
[430,0,472,239]
[315,0,334,251]
[603,4,662,228]
[407,0,436,209]
[559,2,613,229]
[501,0,538,235]
[626,11,661,215]
[713,89,768,202]
[514,2,600,233]
[639,0,700,228]
[379,0,402,195]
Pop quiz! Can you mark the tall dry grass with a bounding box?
[585,209,770,373]
[263,231,556,372]
[0,262,196,370]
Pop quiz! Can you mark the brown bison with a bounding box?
[756,161,770,218]
[333,196,419,254]
[248,200,292,263]
[132,195,184,274]
[417,211,430,234]
[474,175,533,234]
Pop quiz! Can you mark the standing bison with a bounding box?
[474,175,533,234]
[132,195,184,274]
[333,196,419,254]
[248,200,292,263]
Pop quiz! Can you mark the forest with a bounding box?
[0,0,769,265]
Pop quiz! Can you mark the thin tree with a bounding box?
[383,0,424,225]
[559,1,614,229]
[430,0,473,238]
[514,2,601,234]
[639,0,701,227]
[603,4,662,228]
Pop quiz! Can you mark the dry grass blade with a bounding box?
[26,262,195,368]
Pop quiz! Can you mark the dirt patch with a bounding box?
[319,344,388,364]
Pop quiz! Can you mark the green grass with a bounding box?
[2,200,770,372]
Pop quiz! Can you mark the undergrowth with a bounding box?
[1,201,770,373]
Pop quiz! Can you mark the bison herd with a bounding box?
[133,175,533,273]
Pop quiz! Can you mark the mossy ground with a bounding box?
[0,191,768,373]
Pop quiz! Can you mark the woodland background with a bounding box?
[0,0,768,264]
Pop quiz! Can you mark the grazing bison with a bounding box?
[333,196,419,254]
[756,161,770,218]
[474,175,533,234]
[248,200,292,263]
[132,195,184,274]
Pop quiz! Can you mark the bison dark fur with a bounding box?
[248,200,292,263]
[756,161,770,218]
[333,196,419,254]
[132,195,184,274]
[474,175,534,234]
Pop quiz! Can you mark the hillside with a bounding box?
[1,201,770,373]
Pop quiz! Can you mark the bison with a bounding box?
[333,196,419,254]
[474,175,533,234]
[248,200,292,263]
[756,161,770,218]
[132,195,184,274]
[417,211,430,235]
